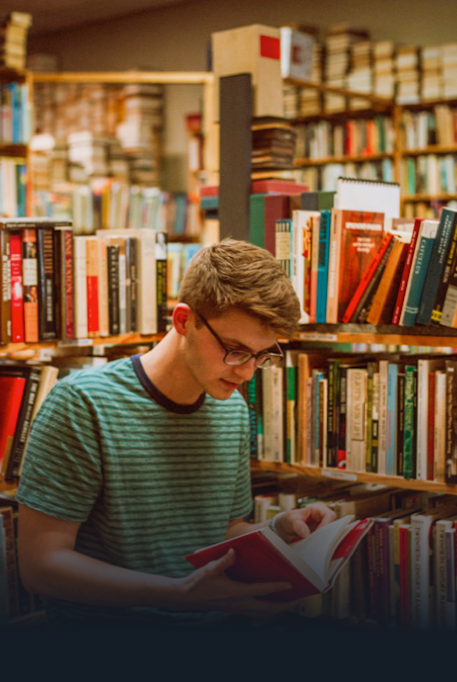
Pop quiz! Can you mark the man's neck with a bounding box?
[139,330,204,405]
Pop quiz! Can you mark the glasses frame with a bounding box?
[194,309,284,369]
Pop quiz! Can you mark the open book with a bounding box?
[185,515,373,601]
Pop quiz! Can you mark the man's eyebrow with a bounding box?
[220,335,275,354]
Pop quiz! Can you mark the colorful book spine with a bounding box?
[21,227,38,343]
[275,218,292,279]
[9,232,23,343]
[400,220,438,326]
[386,363,399,475]
[36,227,57,340]
[416,207,457,325]
[392,217,423,325]
[316,210,331,323]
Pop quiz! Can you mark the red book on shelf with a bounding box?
[9,232,24,343]
[186,516,373,602]
[0,375,26,469]
[22,227,39,343]
[342,232,394,324]
[391,217,423,325]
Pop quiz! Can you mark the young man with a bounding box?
[17,239,336,629]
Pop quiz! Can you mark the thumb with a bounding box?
[204,548,236,575]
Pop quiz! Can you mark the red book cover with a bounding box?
[391,217,423,325]
[0,228,11,343]
[86,238,99,338]
[263,195,290,256]
[22,227,38,343]
[251,180,308,195]
[342,231,394,324]
[0,376,26,468]
[186,517,373,602]
[9,232,24,343]
[336,210,385,322]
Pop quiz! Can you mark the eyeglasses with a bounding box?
[195,310,284,369]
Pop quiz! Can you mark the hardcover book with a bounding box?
[186,515,373,601]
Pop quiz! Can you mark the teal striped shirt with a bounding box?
[17,355,253,625]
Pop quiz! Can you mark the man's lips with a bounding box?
[221,379,241,388]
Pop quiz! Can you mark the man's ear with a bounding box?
[173,303,193,336]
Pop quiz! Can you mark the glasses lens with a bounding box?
[256,354,282,369]
[225,350,252,365]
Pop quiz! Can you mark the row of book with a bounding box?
[0,218,169,345]
[32,182,201,238]
[0,157,27,217]
[294,159,395,193]
[0,497,44,625]
[295,116,394,160]
[257,484,457,629]
[401,154,457,197]
[0,81,31,145]
[247,349,457,487]
[275,203,457,329]
[401,105,457,150]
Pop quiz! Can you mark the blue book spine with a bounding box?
[316,210,331,323]
[10,82,19,143]
[386,363,399,475]
[402,228,437,326]
[416,208,457,324]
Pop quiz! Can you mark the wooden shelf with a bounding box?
[295,152,393,167]
[250,460,457,495]
[401,193,457,203]
[400,144,457,156]
[0,332,166,355]
[0,143,27,157]
[291,323,457,348]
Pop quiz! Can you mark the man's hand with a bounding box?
[272,503,337,543]
[179,549,299,619]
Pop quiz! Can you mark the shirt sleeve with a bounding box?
[16,379,103,522]
[229,400,253,521]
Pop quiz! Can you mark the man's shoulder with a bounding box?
[56,356,135,397]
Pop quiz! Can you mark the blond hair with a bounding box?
[178,239,300,338]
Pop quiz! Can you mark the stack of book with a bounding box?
[395,45,421,104]
[442,43,457,99]
[0,11,32,71]
[67,131,110,178]
[373,41,397,99]
[347,39,373,110]
[324,24,369,113]
[251,117,296,171]
[298,42,323,117]
[421,45,443,100]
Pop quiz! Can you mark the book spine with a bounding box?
[0,229,11,343]
[97,239,109,337]
[0,509,19,621]
[107,244,120,336]
[156,232,168,333]
[36,227,57,340]
[445,528,456,629]
[399,524,411,627]
[352,240,395,323]
[21,228,38,343]
[326,360,336,468]
[371,371,380,473]
[325,210,340,324]
[86,238,99,338]
[431,214,457,325]
[342,232,393,324]
[386,363,398,475]
[401,231,436,326]
[309,215,320,324]
[316,211,331,323]
[5,367,41,481]
[275,219,292,279]
[396,373,405,476]
[337,365,347,469]
[445,362,457,485]
[403,366,416,479]
[392,218,422,325]
[9,232,23,343]
[434,371,447,483]
[126,237,137,333]
[417,208,457,325]
[427,370,436,481]
[61,228,74,340]
[375,520,391,625]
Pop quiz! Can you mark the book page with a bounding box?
[291,514,355,582]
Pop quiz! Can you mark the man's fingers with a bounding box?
[204,548,236,575]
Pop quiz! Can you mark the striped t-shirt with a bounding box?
[17,354,253,626]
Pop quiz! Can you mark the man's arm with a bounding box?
[18,504,296,618]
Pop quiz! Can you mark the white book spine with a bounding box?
[73,236,88,339]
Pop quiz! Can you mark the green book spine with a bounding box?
[403,365,416,479]
[249,193,266,249]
